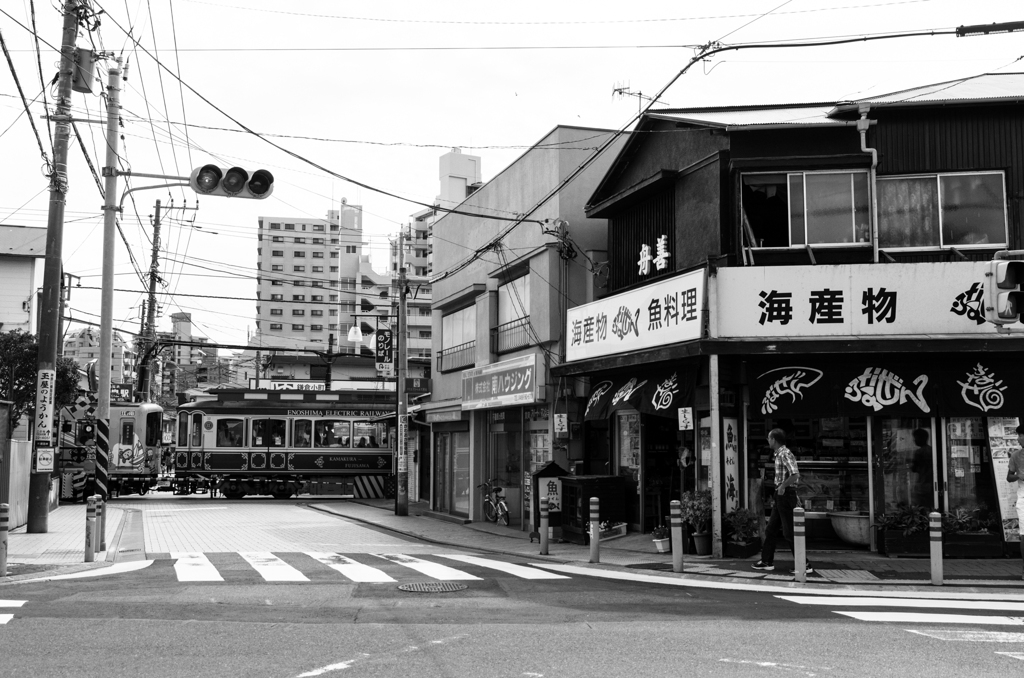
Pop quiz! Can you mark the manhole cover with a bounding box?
[397,582,468,593]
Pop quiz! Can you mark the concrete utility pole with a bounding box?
[395,225,409,516]
[27,1,82,532]
[138,200,163,401]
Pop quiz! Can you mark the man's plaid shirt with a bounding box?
[774,445,799,484]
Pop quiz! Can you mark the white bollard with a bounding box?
[929,511,943,586]
[96,495,106,553]
[85,497,97,563]
[670,500,684,573]
[588,497,600,564]
[539,496,549,556]
[0,503,9,577]
[793,507,806,583]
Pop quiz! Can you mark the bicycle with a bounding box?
[477,478,510,526]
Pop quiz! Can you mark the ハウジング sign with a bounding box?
[461,354,538,410]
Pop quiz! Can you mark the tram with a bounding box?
[173,389,396,499]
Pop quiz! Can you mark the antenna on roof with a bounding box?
[612,82,666,114]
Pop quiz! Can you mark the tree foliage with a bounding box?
[0,330,82,436]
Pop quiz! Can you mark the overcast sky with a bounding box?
[1,0,1022,350]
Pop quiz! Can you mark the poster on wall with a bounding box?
[722,417,739,512]
[699,416,712,467]
[678,407,693,431]
[988,416,1021,543]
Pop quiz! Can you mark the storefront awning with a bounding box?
[584,368,696,421]
[750,356,1024,419]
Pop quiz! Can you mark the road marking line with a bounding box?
[435,554,569,580]
[239,552,309,582]
[836,611,1024,625]
[145,508,228,513]
[306,553,395,582]
[294,658,362,677]
[171,552,223,582]
[13,561,154,583]
[778,596,1024,611]
[995,652,1024,661]
[0,601,27,608]
[373,554,481,581]
[907,630,1024,642]
[0,614,13,625]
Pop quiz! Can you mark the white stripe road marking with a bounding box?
[778,596,1024,612]
[995,652,1024,661]
[0,601,27,608]
[171,552,223,582]
[0,614,13,625]
[836,611,1024,625]
[435,554,570,580]
[306,553,395,583]
[908,630,1024,643]
[238,552,309,582]
[14,561,153,583]
[373,554,482,581]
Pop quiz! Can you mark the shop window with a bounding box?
[878,172,1007,249]
[742,171,870,248]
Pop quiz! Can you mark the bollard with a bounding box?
[96,495,106,553]
[793,507,806,583]
[539,496,549,556]
[929,511,943,586]
[670,500,684,573]
[85,497,97,562]
[0,503,9,578]
[588,496,600,564]
[90,495,101,555]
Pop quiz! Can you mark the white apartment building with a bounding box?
[0,225,45,335]
[62,326,136,387]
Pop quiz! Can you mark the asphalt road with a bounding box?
[1,497,1021,677]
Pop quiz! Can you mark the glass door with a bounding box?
[434,433,450,513]
[616,410,641,528]
[874,417,937,515]
[452,431,471,516]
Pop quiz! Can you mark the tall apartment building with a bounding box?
[62,326,136,387]
[155,312,216,398]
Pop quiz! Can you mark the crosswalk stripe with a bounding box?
[778,596,1024,612]
[435,554,570,580]
[238,552,309,582]
[306,553,395,583]
[835,611,1024,625]
[0,601,27,608]
[907,630,1024,643]
[0,614,13,625]
[373,554,482,581]
[171,552,224,582]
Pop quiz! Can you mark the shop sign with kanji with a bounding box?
[461,354,538,410]
[717,262,1004,338]
[566,268,705,362]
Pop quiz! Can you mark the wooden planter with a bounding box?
[943,532,1004,559]
[879,529,929,557]
[724,539,762,559]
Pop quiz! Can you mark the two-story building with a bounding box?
[555,72,1024,558]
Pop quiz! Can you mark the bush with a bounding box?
[651,525,670,539]
[873,505,930,536]
[941,505,999,534]
[724,507,761,544]
[680,490,712,534]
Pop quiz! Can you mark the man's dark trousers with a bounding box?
[761,487,798,564]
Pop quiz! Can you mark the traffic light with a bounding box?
[189,164,274,199]
[984,258,1024,325]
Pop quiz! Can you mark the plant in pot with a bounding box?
[651,524,671,553]
[942,505,1003,558]
[681,490,713,556]
[724,507,762,559]
[873,504,930,557]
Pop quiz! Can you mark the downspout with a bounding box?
[857,104,879,263]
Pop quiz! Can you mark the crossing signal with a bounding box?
[984,257,1024,325]
[189,165,274,199]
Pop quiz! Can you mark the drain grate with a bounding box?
[397,582,468,593]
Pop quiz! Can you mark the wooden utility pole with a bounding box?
[137,200,163,401]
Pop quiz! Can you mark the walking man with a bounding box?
[752,428,813,574]
[1007,424,1024,580]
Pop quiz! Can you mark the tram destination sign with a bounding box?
[288,452,394,473]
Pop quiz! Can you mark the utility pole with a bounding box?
[324,333,334,389]
[395,225,409,516]
[137,199,163,401]
[27,0,81,532]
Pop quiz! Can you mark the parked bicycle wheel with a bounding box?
[497,502,510,527]
[483,499,498,522]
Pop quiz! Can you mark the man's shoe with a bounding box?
[790,564,814,575]
[752,560,774,571]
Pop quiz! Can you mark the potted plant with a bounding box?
[651,524,671,553]
[874,505,930,557]
[681,490,713,555]
[942,505,1003,558]
[724,507,762,558]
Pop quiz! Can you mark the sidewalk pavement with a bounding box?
[312,498,1024,590]
[2,503,125,581]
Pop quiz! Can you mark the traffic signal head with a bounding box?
[189,164,274,199]
[984,258,1024,325]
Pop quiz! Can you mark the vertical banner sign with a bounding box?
[33,369,56,472]
[987,416,1021,543]
[722,417,739,513]
[397,414,408,473]
[375,329,394,376]
[678,407,693,431]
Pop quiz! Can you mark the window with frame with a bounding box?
[330,252,339,259]
[415,266,428,276]
[272,250,283,256]
[329,280,338,287]
[270,223,281,230]
[310,324,323,331]
[284,224,295,230]
[294,251,305,257]
[271,265,283,272]
[329,309,338,316]
[442,305,476,350]
[292,309,305,316]
[271,294,284,301]
[271,280,283,286]
[497,275,530,325]
[311,294,323,302]
[292,324,304,330]
[312,251,324,258]
[313,238,324,244]
[742,171,870,248]
[330,266,338,272]
[293,266,305,272]
[270,309,283,316]
[215,419,244,447]
[294,281,305,287]
[329,323,338,330]
[269,323,282,330]
[345,246,357,253]
[313,225,324,232]
[312,266,323,273]
[294,237,305,244]
[311,281,323,288]
[330,295,339,302]
[311,309,323,317]
[331,237,339,244]
[878,171,1007,249]
[272,235,284,242]
[292,294,305,301]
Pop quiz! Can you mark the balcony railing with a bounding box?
[491,316,532,354]
[437,340,475,372]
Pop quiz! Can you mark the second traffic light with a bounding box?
[984,258,1024,325]
[189,165,274,199]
